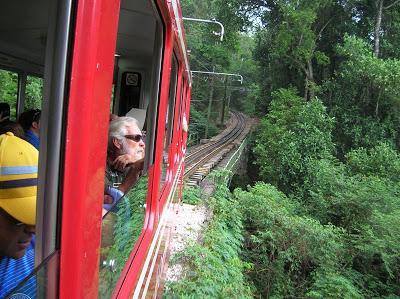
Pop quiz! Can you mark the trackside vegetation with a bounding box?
[165,173,253,298]
[237,88,400,297]
[179,0,400,297]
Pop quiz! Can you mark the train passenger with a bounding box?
[0,121,24,138]
[0,132,38,298]
[18,109,41,150]
[104,117,145,210]
[0,103,11,126]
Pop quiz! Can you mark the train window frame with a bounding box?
[172,74,185,169]
[35,0,75,267]
[24,75,44,111]
[97,0,167,296]
[0,69,44,119]
[0,67,19,120]
[144,21,165,169]
[0,0,74,297]
[166,54,178,146]
[159,52,178,194]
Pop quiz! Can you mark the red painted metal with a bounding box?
[57,0,192,296]
[112,0,176,296]
[184,86,191,147]
[59,0,120,298]
[158,61,182,208]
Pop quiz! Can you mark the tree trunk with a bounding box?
[304,59,315,100]
[374,0,384,57]
[375,90,382,118]
[304,79,309,101]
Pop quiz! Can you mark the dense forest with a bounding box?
[169,0,400,298]
[1,0,398,297]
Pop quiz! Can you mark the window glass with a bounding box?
[174,83,185,166]
[98,0,164,295]
[159,54,178,191]
[6,252,59,298]
[0,69,18,120]
[99,175,147,298]
[24,75,43,110]
[166,56,178,146]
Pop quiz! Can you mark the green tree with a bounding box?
[306,272,363,299]
[242,0,352,103]
[235,183,345,298]
[349,0,400,58]
[323,36,400,154]
[229,34,261,116]
[24,76,43,110]
[346,142,400,181]
[0,70,18,118]
[181,0,257,141]
[254,88,335,193]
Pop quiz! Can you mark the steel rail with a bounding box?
[184,111,246,180]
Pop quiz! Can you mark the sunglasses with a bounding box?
[124,134,144,142]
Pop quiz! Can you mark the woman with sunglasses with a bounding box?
[18,109,41,150]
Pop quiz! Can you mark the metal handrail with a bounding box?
[190,70,243,84]
[182,17,224,41]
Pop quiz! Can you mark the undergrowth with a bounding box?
[234,183,363,298]
[164,171,254,298]
[182,184,202,205]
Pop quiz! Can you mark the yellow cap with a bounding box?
[0,132,38,225]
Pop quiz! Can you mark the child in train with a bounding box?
[0,132,38,298]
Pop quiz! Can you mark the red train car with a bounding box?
[0,0,191,297]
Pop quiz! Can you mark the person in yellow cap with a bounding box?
[0,132,38,298]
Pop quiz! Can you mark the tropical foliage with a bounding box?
[180,0,400,297]
[165,172,253,298]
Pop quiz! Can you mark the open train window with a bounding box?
[0,69,18,120]
[24,75,43,111]
[0,71,43,120]
[159,53,178,192]
[99,1,164,296]
[174,79,185,167]
[166,55,179,150]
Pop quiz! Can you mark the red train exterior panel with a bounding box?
[59,0,120,298]
[58,0,191,297]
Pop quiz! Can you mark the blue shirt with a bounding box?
[24,130,39,150]
[103,186,124,211]
[0,239,36,298]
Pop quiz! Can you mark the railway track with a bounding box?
[184,111,247,185]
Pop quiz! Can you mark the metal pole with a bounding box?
[220,76,228,126]
[227,90,232,114]
[205,67,215,139]
[182,17,224,41]
[16,72,27,118]
[191,70,243,84]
